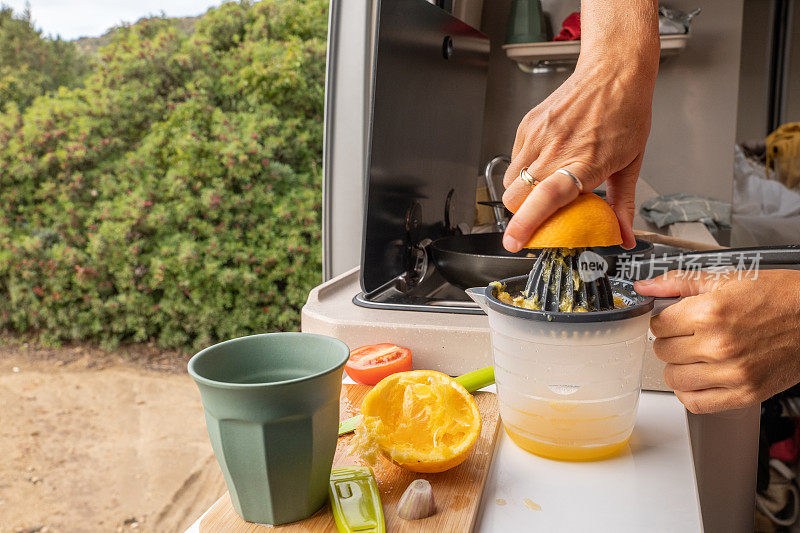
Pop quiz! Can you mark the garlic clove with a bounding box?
[397,479,436,520]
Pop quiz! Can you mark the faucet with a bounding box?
[484,155,511,231]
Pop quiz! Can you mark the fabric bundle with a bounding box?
[640,193,731,231]
[553,12,580,41]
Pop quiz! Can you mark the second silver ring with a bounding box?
[554,168,584,193]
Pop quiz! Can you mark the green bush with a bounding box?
[0,6,90,112]
[0,0,327,350]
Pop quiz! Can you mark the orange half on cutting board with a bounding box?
[350,370,481,473]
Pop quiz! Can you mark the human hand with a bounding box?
[634,270,800,414]
[502,58,657,252]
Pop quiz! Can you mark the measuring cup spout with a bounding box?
[465,287,489,313]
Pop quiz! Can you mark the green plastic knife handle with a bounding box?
[338,366,495,436]
[329,466,385,533]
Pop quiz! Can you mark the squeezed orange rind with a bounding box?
[351,370,481,473]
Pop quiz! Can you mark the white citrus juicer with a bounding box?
[467,273,654,461]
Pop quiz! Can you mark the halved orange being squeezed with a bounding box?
[351,370,481,473]
[511,191,623,249]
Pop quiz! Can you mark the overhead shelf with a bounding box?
[503,34,690,72]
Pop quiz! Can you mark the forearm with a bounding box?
[578,0,660,78]
[501,0,661,252]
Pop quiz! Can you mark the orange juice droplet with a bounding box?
[524,498,542,511]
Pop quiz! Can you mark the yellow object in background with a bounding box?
[766,122,800,189]
[475,185,497,227]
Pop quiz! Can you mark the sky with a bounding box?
[2,0,225,40]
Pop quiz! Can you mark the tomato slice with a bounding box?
[345,343,413,386]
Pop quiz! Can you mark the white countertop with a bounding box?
[186,388,702,533]
[475,389,702,532]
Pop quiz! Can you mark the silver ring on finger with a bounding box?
[519,167,538,187]
[555,168,584,193]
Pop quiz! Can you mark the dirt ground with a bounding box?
[0,337,226,533]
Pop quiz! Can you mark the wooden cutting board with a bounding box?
[200,384,500,532]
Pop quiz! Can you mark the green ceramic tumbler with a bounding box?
[188,333,349,525]
[506,0,548,44]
